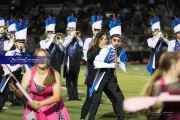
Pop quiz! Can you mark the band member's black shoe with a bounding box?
[66,97,73,101]
[10,101,23,106]
[73,97,81,101]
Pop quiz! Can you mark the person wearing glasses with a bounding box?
[62,13,83,101]
[88,13,126,120]
[82,10,102,62]
[0,17,30,111]
[81,11,118,120]
[168,14,180,52]
[146,15,169,75]
[81,11,102,120]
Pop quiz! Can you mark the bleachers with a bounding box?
[1,1,177,55]
[43,4,63,15]
[0,5,9,15]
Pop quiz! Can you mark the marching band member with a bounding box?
[40,15,64,74]
[0,16,9,54]
[168,14,180,52]
[0,16,30,111]
[4,15,18,107]
[81,11,103,119]
[4,16,16,51]
[81,12,117,120]
[82,10,102,61]
[62,13,83,101]
[88,13,126,120]
[146,15,169,75]
[0,17,9,82]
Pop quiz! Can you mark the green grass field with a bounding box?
[0,65,150,120]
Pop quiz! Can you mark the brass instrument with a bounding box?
[53,32,65,50]
[76,30,81,36]
[3,25,8,31]
[162,33,168,39]
[0,25,9,37]
[0,25,7,33]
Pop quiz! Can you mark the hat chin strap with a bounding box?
[113,44,119,49]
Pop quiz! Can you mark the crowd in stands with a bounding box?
[0,0,176,52]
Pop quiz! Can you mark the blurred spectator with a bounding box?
[3,0,173,52]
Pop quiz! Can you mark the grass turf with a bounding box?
[0,65,150,120]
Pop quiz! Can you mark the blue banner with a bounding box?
[0,56,48,64]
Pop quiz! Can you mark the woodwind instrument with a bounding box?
[115,49,120,64]
[20,46,24,56]
[19,46,25,74]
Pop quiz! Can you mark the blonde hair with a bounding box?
[141,52,180,96]
[34,48,56,86]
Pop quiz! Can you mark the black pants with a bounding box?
[0,82,10,111]
[81,85,117,119]
[81,85,92,119]
[88,76,124,120]
[0,69,27,111]
[0,65,4,82]
[0,83,27,111]
[66,70,79,98]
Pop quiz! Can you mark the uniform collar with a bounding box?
[8,39,14,43]
[15,48,25,53]
[108,44,116,49]
[45,38,51,43]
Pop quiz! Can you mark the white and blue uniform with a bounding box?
[146,36,169,74]
[88,44,126,120]
[62,35,83,74]
[94,44,126,71]
[88,13,125,120]
[40,34,63,72]
[168,39,180,52]
[169,15,180,52]
[83,37,94,61]
[62,34,83,99]
[3,38,14,51]
[0,48,30,111]
[40,34,55,49]
[4,48,30,75]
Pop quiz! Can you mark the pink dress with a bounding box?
[159,77,180,120]
[22,67,70,120]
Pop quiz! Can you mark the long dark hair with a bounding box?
[34,48,56,86]
[89,31,106,50]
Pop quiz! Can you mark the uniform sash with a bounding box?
[174,39,180,52]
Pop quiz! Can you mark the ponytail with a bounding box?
[141,68,163,96]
